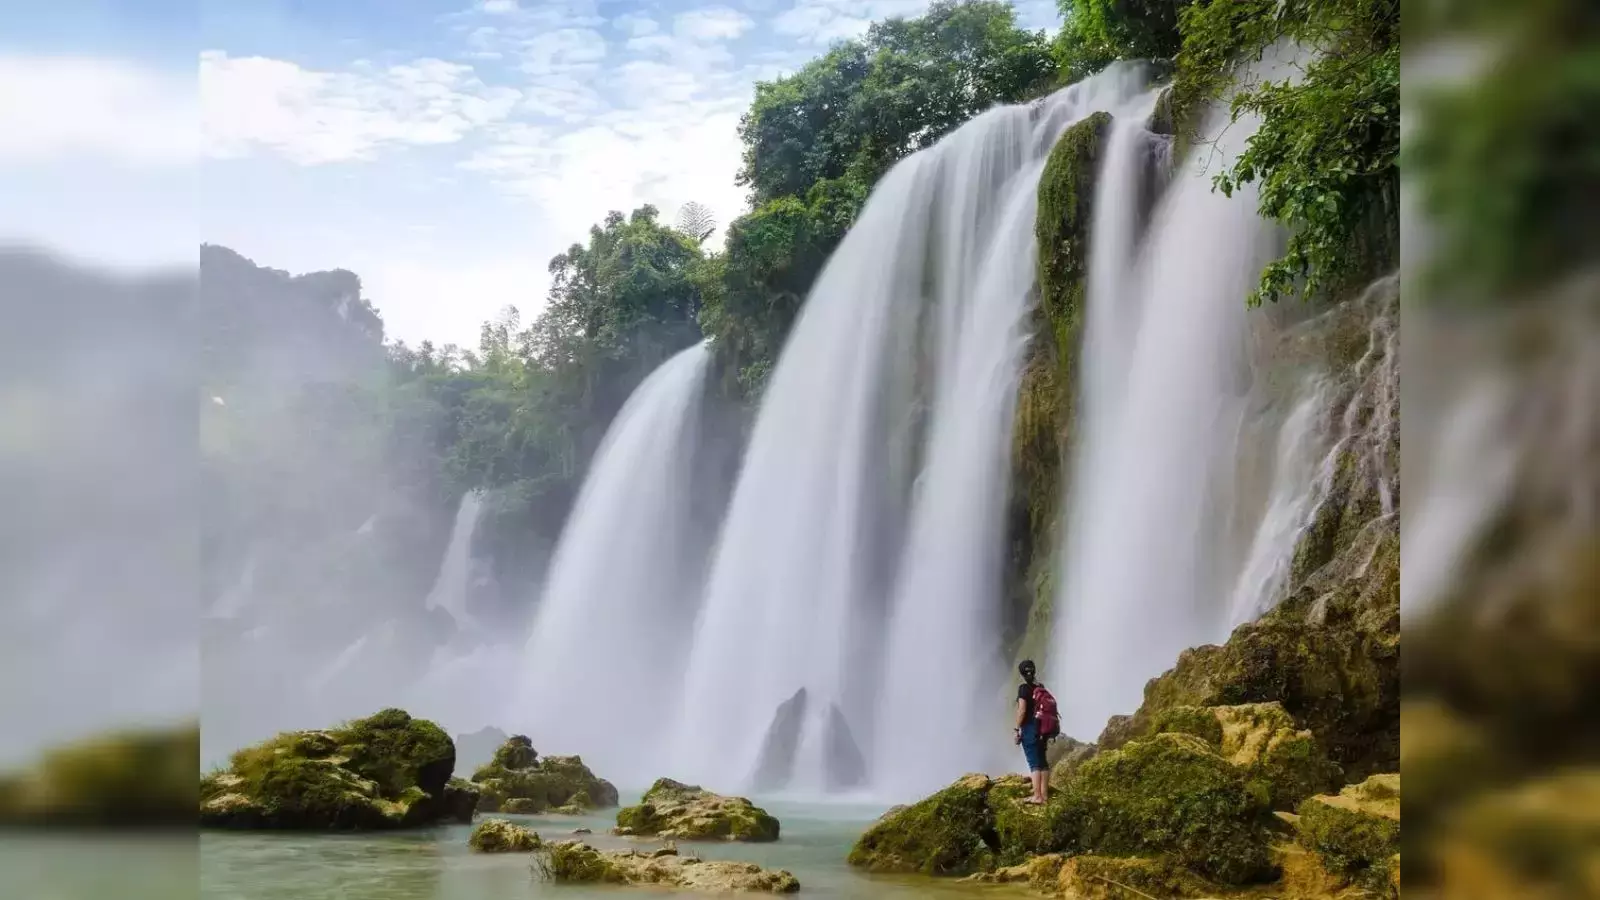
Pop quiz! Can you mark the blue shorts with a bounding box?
[1020,721,1047,772]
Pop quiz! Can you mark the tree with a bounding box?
[675,202,718,244]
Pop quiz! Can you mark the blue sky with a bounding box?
[1,0,1061,347]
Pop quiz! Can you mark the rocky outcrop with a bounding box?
[1151,702,1342,810]
[453,726,508,778]
[469,817,543,852]
[822,704,866,791]
[470,735,618,814]
[751,688,807,793]
[540,840,800,893]
[1295,773,1400,898]
[614,778,780,842]
[199,708,468,830]
[848,773,998,876]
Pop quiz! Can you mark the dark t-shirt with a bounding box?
[1017,681,1036,726]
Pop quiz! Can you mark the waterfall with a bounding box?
[1050,81,1285,740]
[423,491,485,630]
[670,65,1149,796]
[510,341,712,785]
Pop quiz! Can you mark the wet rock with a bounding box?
[470,736,617,815]
[847,773,998,876]
[822,703,866,792]
[541,840,800,893]
[750,688,807,793]
[199,708,462,831]
[1151,702,1342,809]
[614,778,780,842]
[468,817,542,852]
[1296,773,1400,896]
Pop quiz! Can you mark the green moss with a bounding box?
[988,776,1078,867]
[543,841,627,884]
[0,724,199,827]
[1296,773,1401,895]
[1063,733,1274,884]
[200,709,466,831]
[1151,706,1224,746]
[468,739,617,814]
[614,778,780,842]
[468,817,543,852]
[847,773,998,876]
[1433,772,1600,899]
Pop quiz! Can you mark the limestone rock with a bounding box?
[198,709,465,830]
[470,735,617,815]
[468,817,542,852]
[1151,702,1342,809]
[1056,855,1219,900]
[1296,773,1400,896]
[614,778,780,843]
[847,773,997,875]
[541,840,800,893]
[750,688,807,793]
[1060,732,1275,884]
[441,777,480,824]
[822,703,866,792]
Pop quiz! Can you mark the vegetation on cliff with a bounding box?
[198,708,477,830]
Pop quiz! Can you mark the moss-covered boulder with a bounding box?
[541,840,800,893]
[848,773,997,875]
[988,775,1078,867]
[1055,854,1219,899]
[1296,773,1400,896]
[1151,702,1341,810]
[1428,770,1600,900]
[470,735,617,815]
[469,817,542,852]
[0,724,199,827]
[199,709,467,830]
[441,777,480,824]
[613,778,779,843]
[1061,732,1275,884]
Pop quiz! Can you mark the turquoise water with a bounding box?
[198,798,1023,899]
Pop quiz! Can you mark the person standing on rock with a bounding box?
[1013,659,1059,805]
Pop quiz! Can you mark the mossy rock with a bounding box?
[1398,699,1503,870]
[1151,703,1340,810]
[1056,854,1220,899]
[441,777,480,824]
[1061,733,1275,884]
[469,817,542,852]
[847,773,998,876]
[0,723,199,827]
[541,840,800,893]
[1296,773,1400,896]
[468,737,617,814]
[613,778,780,842]
[199,709,464,831]
[989,775,1079,867]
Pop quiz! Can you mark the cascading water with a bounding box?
[1050,76,1286,740]
[423,490,484,631]
[509,341,712,784]
[670,65,1149,796]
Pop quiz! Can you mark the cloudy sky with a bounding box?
[1,0,1061,347]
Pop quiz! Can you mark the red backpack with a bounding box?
[1031,683,1061,740]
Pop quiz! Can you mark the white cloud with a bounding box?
[0,55,198,166]
[201,51,520,165]
[613,13,661,37]
[518,28,608,75]
[773,0,927,44]
[477,0,520,13]
[674,7,755,41]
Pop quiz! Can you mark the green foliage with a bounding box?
[1176,0,1400,305]
[1404,3,1600,302]
[1056,0,1184,69]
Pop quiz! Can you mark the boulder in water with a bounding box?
[470,736,618,814]
[469,817,542,852]
[541,840,800,893]
[822,703,866,792]
[199,708,465,830]
[750,688,807,792]
[613,778,780,842]
[847,773,998,875]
